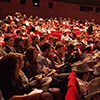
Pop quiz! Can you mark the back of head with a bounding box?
[0,54,17,81]
[67,44,74,50]
[32,35,38,41]
[55,42,64,50]
[26,46,36,64]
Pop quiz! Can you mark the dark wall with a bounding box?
[0,0,100,22]
[54,0,100,6]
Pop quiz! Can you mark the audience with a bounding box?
[1,12,100,100]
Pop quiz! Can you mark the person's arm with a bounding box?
[9,93,40,100]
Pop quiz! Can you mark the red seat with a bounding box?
[0,42,5,47]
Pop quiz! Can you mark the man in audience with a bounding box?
[32,35,41,52]
[54,42,65,64]
[86,77,100,100]
[72,61,93,99]
[4,35,16,53]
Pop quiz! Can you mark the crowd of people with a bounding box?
[0,12,100,100]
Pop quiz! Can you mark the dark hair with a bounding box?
[0,54,18,82]
[32,35,38,41]
[4,35,13,42]
[16,30,21,35]
[24,38,31,49]
[40,36,45,41]
[14,37,23,46]
[40,42,51,52]
[26,46,36,65]
[76,72,88,79]
[76,72,84,79]
[95,41,99,44]
[55,42,64,50]
[48,36,53,40]
[67,44,74,50]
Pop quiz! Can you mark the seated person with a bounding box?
[86,77,100,100]
[0,54,53,100]
[72,61,93,99]
[0,44,7,57]
[4,35,16,53]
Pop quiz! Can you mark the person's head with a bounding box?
[55,42,64,54]
[82,54,96,69]
[4,35,14,47]
[0,54,19,82]
[72,61,92,81]
[10,53,24,69]
[16,29,23,37]
[7,25,12,32]
[40,36,46,43]
[32,35,39,44]
[86,77,100,100]
[53,37,58,44]
[24,38,32,49]
[48,36,54,44]
[67,44,74,53]
[26,46,38,65]
[14,37,23,48]
[40,42,51,55]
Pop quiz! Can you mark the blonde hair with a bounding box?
[9,53,24,68]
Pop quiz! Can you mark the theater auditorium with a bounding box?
[0,0,100,100]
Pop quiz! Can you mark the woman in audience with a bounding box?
[14,37,25,54]
[0,54,53,100]
[23,46,41,79]
[22,47,63,100]
[13,52,46,90]
[24,38,32,51]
